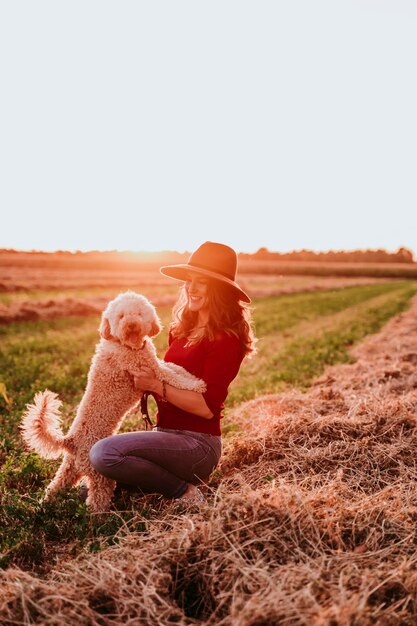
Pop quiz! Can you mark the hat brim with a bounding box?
[160,264,251,303]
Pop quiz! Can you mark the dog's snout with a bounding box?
[126,321,140,331]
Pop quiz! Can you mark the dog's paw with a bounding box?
[193,380,207,393]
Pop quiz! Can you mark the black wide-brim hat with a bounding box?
[160,241,251,303]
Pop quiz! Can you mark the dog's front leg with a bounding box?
[158,361,207,393]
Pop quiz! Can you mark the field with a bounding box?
[1,253,417,624]
[0,250,406,324]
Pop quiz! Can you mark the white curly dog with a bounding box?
[21,291,206,512]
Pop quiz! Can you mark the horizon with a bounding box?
[1,244,415,258]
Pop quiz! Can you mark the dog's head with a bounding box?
[99,291,162,349]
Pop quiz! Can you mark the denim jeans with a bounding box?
[89,427,222,499]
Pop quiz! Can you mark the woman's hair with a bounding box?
[170,279,257,357]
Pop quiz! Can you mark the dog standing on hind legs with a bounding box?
[21,291,206,513]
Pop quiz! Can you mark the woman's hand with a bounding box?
[129,366,161,395]
[129,366,213,419]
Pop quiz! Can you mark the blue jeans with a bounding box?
[89,427,222,499]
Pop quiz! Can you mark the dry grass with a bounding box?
[0,294,176,324]
[2,290,417,624]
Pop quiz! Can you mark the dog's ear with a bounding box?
[99,315,112,340]
[149,315,162,337]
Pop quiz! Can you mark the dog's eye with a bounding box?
[119,313,124,319]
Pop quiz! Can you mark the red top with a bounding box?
[155,331,245,435]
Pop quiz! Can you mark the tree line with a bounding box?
[241,247,415,263]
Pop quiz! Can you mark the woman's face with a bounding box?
[185,273,209,315]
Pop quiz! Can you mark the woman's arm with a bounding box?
[131,366,214,419]
[157,380,214,419]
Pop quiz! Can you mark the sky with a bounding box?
[1,1,416,255]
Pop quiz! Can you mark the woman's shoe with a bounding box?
[177,484,206,504]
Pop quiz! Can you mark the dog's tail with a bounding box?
[21,390,71,459]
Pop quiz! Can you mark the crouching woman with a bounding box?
[89,241,256,503]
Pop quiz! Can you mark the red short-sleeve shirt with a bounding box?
[155,331,245,435]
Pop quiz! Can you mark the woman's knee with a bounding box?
[89,437,115,474]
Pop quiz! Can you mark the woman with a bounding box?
[89,241,256,503]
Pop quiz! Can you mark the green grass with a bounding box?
[0,281,416,569]
[252,281,408,336]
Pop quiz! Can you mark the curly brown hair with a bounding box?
[169,279,257,357]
